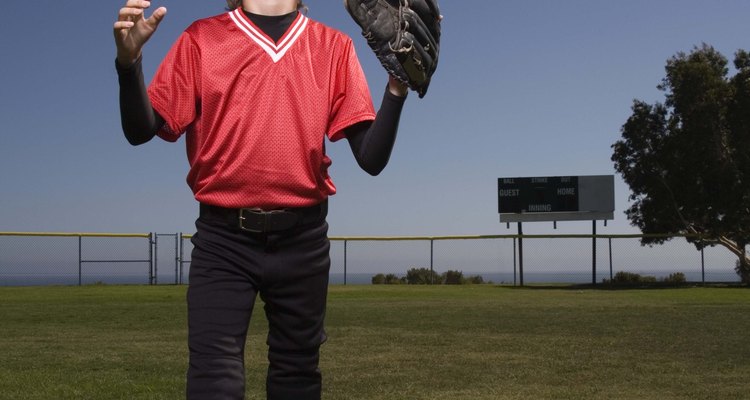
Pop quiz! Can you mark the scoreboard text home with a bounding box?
[497,175,615,223]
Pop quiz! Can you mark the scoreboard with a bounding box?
[498,176,579,213]
[498,175,614,222]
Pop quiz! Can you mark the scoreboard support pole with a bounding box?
[517,222,524,287]
[592,220,597,286]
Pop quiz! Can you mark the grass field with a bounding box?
[0,284,748,399]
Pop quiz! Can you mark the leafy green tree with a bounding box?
[612,44,750,282]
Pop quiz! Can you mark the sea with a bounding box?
[0,271,739,287]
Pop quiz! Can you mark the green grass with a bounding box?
[0,285,748,399]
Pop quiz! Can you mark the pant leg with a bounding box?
[260,221,331,400]
[186,218,263,400]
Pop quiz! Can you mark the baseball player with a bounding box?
[114,0,408,399]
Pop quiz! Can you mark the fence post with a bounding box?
[513,238,517,286]
[609,237,613,281]
[701,248,705,284]
[517,223,524,286]
[78,235,82,286]
[179,233,184,285]
[154,234,159,285]
[174,233,179,285]
[343,240,348,285]
[430,239,434,284]
[148,233,154,285]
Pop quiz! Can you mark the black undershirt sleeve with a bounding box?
[115,57,164,146]
[344,87,407,176]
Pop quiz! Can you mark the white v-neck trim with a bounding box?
[229,8,308,63]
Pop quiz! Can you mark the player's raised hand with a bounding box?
[114,0,167,67]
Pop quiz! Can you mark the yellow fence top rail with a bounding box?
[329,233,695,241]
[0,232,699,241]
[0,232,151,238]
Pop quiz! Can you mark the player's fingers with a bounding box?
[124,0,151,9]
[145,7,168,30]
[113,20,135,31]
[117,6,144,22]
[116,0,151,24]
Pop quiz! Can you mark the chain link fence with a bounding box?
[0,232,742,286]
[328,235,741,285]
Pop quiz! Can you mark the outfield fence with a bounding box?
[0,231,742,286]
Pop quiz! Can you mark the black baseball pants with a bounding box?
[186,209,330,400]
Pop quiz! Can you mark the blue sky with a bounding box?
[2,1,750,237]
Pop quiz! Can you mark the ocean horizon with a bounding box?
[0,270,739,287]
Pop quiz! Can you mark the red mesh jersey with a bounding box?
[148,9,376,208]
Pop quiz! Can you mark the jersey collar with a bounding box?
[229,8,308,63]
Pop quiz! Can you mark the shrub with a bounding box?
[371,274,386,285]
[606,271,657,284]
[405,267,441,285]
[662,272,687,284]
[372,273,405,284]
[384,273,404,284]
[442,270,465,285]
[384,269,486,285]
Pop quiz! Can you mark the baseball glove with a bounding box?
[344,0,441,98]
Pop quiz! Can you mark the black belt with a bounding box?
[199,200,327,233]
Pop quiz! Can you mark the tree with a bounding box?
[612,44,750,282]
